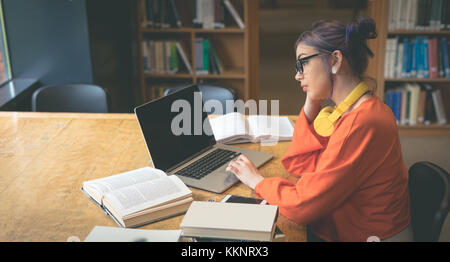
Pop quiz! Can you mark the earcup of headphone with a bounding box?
[314,106,336,137]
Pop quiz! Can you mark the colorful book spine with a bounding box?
[441,37,450,77]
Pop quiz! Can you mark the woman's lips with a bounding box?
[302,86,307,91]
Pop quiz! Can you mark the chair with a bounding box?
[409,161,450,242]
[32,84,109,113]
[163,84,237,114]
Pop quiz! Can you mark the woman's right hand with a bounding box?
[303,93,323,123]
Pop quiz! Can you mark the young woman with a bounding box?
[226,17,412,242]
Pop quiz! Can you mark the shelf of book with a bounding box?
[388,30,450,35]
[135,0,258,103]
[385,78,450,83]
[140,27,245,34]
[368,0,450,136]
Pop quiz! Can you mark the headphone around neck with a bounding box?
[313,82,369,137]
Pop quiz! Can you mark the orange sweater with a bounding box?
[254,96,411,242]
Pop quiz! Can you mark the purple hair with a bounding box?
[295,17,377,77]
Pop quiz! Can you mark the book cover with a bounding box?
[180,201,278,242]
[223,0,245,29]
[168,0,182,28]
[422,37,429,78]
[175,42,193,74]
[406,84,421,125]
[424,84,437,125]
[411,38,419,78]
[431,88,448,124]
[441,37,450,78]
[213,0,225,29]
[402,38,411,78]
[417,89,427,124]
[203,39,210,73]
[393,90,402,123]
[145,0,154,28]
[428,38,439,78]
[396,42,404,78]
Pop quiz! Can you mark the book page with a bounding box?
[209,112,249,142]
[104,175,192,216]
[83,167,167,197]
[247,116,294,142]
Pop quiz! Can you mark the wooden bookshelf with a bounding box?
[367,0,450,136]
[135,0,259,103]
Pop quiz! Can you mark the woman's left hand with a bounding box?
[226,154,264,190]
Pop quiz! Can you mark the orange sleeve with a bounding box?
[255,111,393,225]
[280,107,329,177]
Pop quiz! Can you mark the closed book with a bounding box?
[180,201,279,242]
[388,0,396,31]
[195,38,207,75]
[406,83,421,125]
[417,89,427,124]
[168,0,182,28]
[428,38,439,78]
[213,0,225,29]
[203,39,210,73]
[176,42,193,74]
[169,41,179,74]
[400,89,407,125]
[396,42,404,78]
[193,0,203,28]
[202,0,214,29]
[145,0,154,28]
[441,37,450,77]
[402,38,411,78]
[423,37,429,78]
[431,88,448,124]
[223,0,245,29]
[393,90,402,123]
[424,84,437,125]
[82,167,193,228]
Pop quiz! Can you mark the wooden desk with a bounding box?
[0,112,305,242]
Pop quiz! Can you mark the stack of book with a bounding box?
[142,40,192,75]
[140,0,182,28]
[388,0,450,31]
[193,0,244,29]
[384,37,450,79]
[195,38,225,75]
[385,84,449,126]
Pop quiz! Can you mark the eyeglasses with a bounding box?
[295,53,321,75]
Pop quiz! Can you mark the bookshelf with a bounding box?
[135,0,259,103]
[367,0,450,136]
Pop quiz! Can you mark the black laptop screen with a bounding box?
[135,85,216,171]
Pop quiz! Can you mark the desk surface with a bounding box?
[0,112,305,242]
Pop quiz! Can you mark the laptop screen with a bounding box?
[134,85,216,171]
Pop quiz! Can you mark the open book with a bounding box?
[82,167,193,228]
[209,112,294,144]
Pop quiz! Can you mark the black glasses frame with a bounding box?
[295,53,320,74]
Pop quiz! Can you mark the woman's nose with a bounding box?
[295,71,303,81]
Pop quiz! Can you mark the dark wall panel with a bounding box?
[2,0,93,85]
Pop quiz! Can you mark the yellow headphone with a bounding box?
[313,82,369,137]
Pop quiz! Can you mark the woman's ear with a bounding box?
[331,50,343,74]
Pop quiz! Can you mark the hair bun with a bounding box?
[346,17,377,43]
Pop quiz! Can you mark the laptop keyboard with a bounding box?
[175,149,241,180]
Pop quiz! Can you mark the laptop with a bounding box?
[134,84,273,193]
